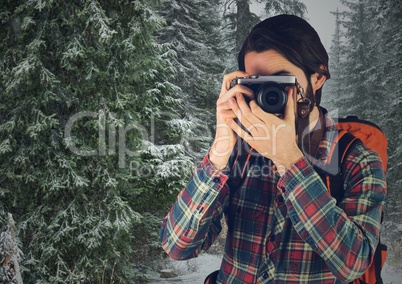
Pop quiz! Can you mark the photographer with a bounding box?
[160,14,386,283]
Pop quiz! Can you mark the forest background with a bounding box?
[0,0,401,282]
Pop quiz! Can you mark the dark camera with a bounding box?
[230,75,296,114]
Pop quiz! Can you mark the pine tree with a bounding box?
[132,0,227,218]
[328,0,402,255]
[262,0,307,17]
[157,0,225,164]
[323,8,345,109]
[0,0,188,281]
[374,0,402,241]
[335,0,384,118]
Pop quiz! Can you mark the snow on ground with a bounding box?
[152,253,402,283]
[151,253,221,283]
[382,261,402,284]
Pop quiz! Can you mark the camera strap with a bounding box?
[297,103,325,159]
[297,99,311,156]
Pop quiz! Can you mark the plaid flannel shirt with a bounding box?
[160,113,386,283]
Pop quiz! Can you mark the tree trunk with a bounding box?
[1,213,23,284]
[236,0,253,52]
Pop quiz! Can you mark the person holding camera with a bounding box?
[160,14,386,283]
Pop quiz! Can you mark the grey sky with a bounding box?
[302,0,348,50]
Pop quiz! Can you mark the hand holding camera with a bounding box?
[223,74,303,173]
[209,70,254,170]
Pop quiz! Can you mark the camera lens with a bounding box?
[264,91,280,105]
[256,82,287,114]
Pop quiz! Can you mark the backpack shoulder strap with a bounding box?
[337,116,388,172]
[317,130,360,205]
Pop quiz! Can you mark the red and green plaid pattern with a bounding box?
[160,114,386,283]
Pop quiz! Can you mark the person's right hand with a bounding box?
[209,71,254,170]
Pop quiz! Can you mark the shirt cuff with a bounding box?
[198,154,229,192]
[277,156,315,194]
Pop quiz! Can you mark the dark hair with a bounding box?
[238,14,330,105]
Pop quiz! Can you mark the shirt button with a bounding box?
[277,195,284,203]
[213,177,220,183]
[263,272,268,279]
[290,212,300,224]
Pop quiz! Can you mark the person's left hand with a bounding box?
[226,88,303,175]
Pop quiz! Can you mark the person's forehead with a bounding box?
[244,50,299,75]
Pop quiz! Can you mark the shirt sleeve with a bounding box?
[277,142,387,282]
[160,153,229,260]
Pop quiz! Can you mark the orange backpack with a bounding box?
[319,115,388,284]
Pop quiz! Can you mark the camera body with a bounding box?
[230,75,296,114]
